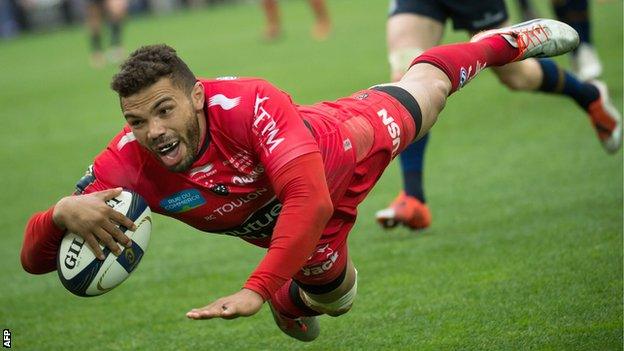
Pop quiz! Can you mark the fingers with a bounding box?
[93,227,122,256]
[97,187,123,201]
[102,218,132,248]
[98,188,138,233]
[109,210,137,232]
[83,233,106,260]
[186,302,238,320]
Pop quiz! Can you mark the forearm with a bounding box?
[244,195,332,299]
[244,153,333,300]
[21,206,66,274]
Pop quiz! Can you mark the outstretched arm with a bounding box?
[186,152,333,319]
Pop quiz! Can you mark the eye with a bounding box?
[159,107,172,116]
[128,119,145,128]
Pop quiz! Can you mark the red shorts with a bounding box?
[294,89,417,286]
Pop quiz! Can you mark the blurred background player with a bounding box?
[516,0,603,80]
[376,0,622,231]
[261,0,331,41]
[87,0,128,67]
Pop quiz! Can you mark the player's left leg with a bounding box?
[269,236,356,342]
[268,262,357,342]
[482,27,621,153]
[386,19,580,140]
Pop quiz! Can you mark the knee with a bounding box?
[388,47,425,82]
[299,266,358,317]
[301,280,357,317]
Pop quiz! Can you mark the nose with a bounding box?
[147,118,166,141]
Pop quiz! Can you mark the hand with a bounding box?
[53,188,136,260]
[186,289,265,320]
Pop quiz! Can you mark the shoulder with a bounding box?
[199,76,275,91]
[200,77,281,132]
[92,126,149,187]
[199,77,289,107]
[102,126,145,161]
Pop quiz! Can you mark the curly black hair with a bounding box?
[111,44,196,97]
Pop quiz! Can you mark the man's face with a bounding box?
[121,77,205,172]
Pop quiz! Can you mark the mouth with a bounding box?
[153,140,185,168]
[156,140,180,156]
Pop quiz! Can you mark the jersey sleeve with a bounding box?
[249,80,319,174]
[243,152,333,299]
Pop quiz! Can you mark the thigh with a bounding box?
[293,218,354,286]
[389,0,447,24]
[387,13,445,52]
[387,0,446,51]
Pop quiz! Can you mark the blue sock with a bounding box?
[538,59,599,111]
[553,0,591,46]
[399,132,429,203]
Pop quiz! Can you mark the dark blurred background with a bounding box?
[0,0,235,38]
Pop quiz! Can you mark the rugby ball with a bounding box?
[57,190,152,297]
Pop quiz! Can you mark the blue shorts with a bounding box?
[388,0,508,32]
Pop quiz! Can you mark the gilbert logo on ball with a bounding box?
[57,190,152,297]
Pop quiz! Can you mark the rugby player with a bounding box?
[377,0,622,231]
[22,19,580,341]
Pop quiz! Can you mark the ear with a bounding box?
[191,81,205,111]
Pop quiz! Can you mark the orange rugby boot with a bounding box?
[375,192,431,230]
[587,80,622,153]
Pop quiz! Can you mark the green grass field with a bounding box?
[1,0,622,349]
